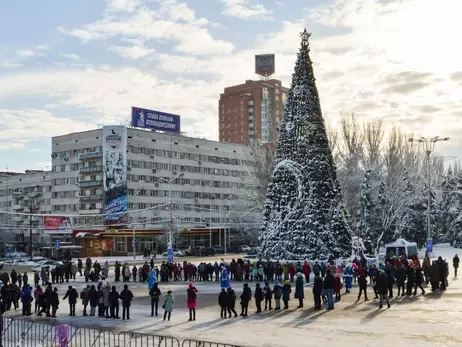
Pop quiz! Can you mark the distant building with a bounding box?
[0,127,256,257]
[218,79,288,145]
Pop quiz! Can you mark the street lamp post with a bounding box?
[27,192,42,260]
[209,195,215,247]
[409,136,450,254]
[159,172,184,263]
[131,189,143,260]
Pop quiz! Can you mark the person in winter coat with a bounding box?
[80,285,90,316]
[282,280,291,310]
[254,283,264,313]
[33,285,42,313]
[63,285,78,316]
[149,282,161,316]
[323,270,335,310]
[395,265,406,296]
[343,265,353,293]
[89,285,98,316]
[334,274,342,302]
[20,285,33,316]
[357,272,369,301]
[97,288,105,317]
[103,283,111,318]
[273,281,282,310]
[240,283,251,316]
[294,273,304,308]
[218,288,228,318]
[50,287,59,318]
[187,282,198,321]
[109,286,120,319]
[303,261,311,283]
[120,284,134,320]
[226,287,238,317]
[163,290,174,321]
[414,266,425,295]
[312,275,323,310]
[376,271,390,309]
[263,281,273,310]
[453,254,459,277]
[405,266,415,295]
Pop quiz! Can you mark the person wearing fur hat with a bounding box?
[163,290,174,321]
[187,282,198,321]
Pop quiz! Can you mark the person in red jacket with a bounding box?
[289,265,296,282]
[334,274,342,302]
[303,262,311,283]
[187,282,198,321]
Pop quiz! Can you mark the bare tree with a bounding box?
[362,120,384,170]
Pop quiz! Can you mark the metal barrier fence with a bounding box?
[118,331,180,347]
[0,318,244,347]
[181,340,244,347]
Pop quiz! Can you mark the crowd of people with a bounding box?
[0,251,454,322]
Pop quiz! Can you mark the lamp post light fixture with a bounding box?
[158,172,184,263]
[408,136,450,254]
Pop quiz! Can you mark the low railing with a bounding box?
[0,317,245,347]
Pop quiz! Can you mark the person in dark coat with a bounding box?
[312,275,323,310]
[149,282,161,316]
[323,270,335,310]
[50,287,59,318]
[38,285,52,317]
[254,283,264,313]
[430,261,440,291]
[273,281,282,310]
[294,273,304,308]
[376,271,390,309]
[114,261,121,282]
[395,265,406,296]
[63,285,78,316]
[453,254,459,277]
[240,283,251,316]
[218,288,228,318]
[414,266,425,295]
[120,284,133,320]
[357,271,369,301]
[437,257,447,290]
[282,280,292,310]
[226,287,238,317]
[263,281,273,310]
[109,286,120,319]
[405,265,415,295]
[89,285,98,316]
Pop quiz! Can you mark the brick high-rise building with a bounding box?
[218,79,288,145]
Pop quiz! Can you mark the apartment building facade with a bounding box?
[0,170,53,247]
[218,79,288,145]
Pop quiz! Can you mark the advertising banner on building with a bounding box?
[43,216,73,234]
[131,106,181,133]
[255,54,275,77]
[103,126,128,225]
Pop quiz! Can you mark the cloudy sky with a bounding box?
[0,0,460,172]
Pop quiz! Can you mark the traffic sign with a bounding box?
[55,240,60,250]
[132,240,136,247]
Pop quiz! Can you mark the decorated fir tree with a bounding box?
[259,30,351,260]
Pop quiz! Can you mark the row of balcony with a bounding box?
[79,151,103,161]
[78,180,103,188]
[79,166,103,174]
[12,205,40,212]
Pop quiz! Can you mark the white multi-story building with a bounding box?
[0,170,53,245]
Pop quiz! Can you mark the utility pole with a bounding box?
[409,136,450,254]
[163,172,183,264]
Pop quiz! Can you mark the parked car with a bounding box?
[213,245,224,254]
[200,247,215,256]
[239,245,251,252]
[161,249,184,257]
[31,260,63,272]
[183,246,205,256]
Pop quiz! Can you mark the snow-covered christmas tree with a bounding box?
[259,30,351,260]
[357,169,374,253]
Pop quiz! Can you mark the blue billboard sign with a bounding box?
[167,246,174,264]
[131,107,181,133]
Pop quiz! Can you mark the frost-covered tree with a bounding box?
[357,169,374,253]
[259,30,351,260]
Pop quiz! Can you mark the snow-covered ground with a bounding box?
[4,244,460,347]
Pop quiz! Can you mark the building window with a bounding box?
[116,238,127,252]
